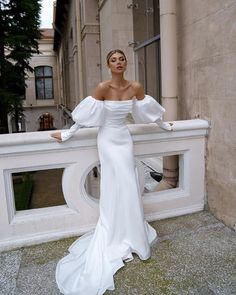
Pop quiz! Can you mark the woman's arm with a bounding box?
[133,81,173,131]
[51,84,106,142]
[51,122,81,142]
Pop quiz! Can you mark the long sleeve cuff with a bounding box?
[155,118,172,131]
[61,122,81,141]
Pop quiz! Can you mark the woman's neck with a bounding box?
[110,73,127,87]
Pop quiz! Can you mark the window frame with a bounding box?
[35,66,54,100]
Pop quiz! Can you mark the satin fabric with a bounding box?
[60,95,165,141]
[57,96,165,294]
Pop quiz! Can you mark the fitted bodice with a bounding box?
[61,95,165,141]
[103,100,133,127]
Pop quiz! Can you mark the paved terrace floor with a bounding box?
[1,211,236,295]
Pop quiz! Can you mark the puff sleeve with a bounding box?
[61,96,104,141]
[132,95,165,123]
[132,95,172,131]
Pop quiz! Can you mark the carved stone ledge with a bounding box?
[98,0,107,10]
[81,24,100,40]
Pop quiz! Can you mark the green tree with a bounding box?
[0,0,41,133]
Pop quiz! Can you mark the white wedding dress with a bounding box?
[56,95,166,295]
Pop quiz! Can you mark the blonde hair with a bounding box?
[106,49,127,65]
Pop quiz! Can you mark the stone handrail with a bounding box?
[0,119,209,251]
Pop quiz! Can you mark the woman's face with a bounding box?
[107,52,127,74]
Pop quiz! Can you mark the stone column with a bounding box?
[75,0,84,101]
[158,0,179,190]
[80,0,101,96]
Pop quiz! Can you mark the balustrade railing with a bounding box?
[0,119,209,251]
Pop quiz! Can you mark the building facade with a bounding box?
[21,28,61,132]
[52,0,236,230]
[177,1,236,229]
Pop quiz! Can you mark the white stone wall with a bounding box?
[24,34,61,131]
[177,0,236,230]
[99,0,135,81]
[81,0,101,95]
[66,1,77,108]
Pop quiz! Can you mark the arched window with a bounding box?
[35,66,53,99]
[38,113,55,130]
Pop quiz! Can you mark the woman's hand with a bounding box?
[161,122,173,131]
[156,119,173,131]
[51,132,62,142]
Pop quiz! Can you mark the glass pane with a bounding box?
[135,48,146,90]
[133,0,160,44]
[133,0,147,44]
[44,66,52,76]
[45,78,53,99]
[146,0,154,40]
[153,0,160,35]
[133,1,161,100]
[12,168,65,211]
[146,42,161,101]
[35,67,44,77]
[36,78,45,99]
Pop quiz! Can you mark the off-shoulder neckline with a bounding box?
[104,99,134,102]
[90,96,149,102]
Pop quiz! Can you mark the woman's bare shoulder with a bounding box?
[98,80,111,89]
[130,80,142,88]
[130,81,145,100]
[92,81,111,100]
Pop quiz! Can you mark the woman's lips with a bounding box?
[116,66,123,70]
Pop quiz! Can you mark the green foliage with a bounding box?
[0,0,42,133]
[13,172,34,210]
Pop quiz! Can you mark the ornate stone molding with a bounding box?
[81,24,100,40]
[98,0,107,10]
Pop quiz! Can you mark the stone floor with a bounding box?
[1,211,236,295]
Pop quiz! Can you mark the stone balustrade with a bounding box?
[0,119,209,251]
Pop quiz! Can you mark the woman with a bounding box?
[51,49,172,295]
